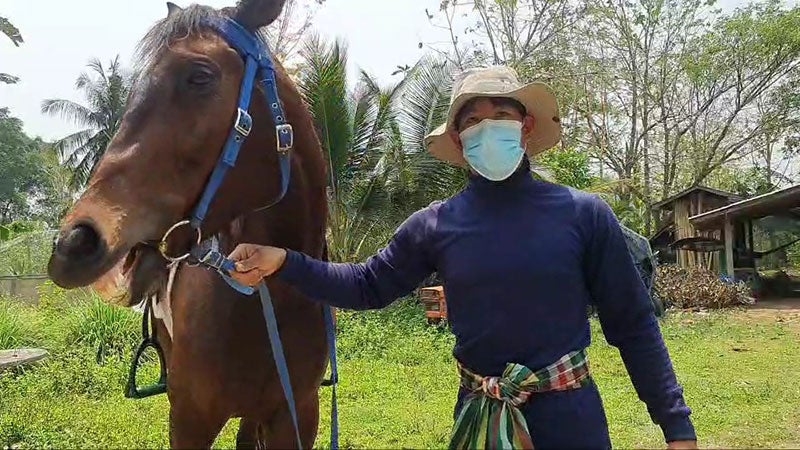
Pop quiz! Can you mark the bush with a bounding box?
[655,264,754,309]
[0,228,56,276]
[0,300,40,349]
[335,298,453,363]
[64,298,140,363]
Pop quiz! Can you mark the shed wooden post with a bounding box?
[724,218,735,277]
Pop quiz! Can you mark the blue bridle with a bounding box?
[189,17,292,230]
[157,16,339,450]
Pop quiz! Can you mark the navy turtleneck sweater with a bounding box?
[276,162,695,446]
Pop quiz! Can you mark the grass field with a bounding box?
[2,285,800,449]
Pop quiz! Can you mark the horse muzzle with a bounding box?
[48,221,114,288]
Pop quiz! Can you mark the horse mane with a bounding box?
[133,5,270,74]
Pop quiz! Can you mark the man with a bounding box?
[621,224,665,316]
[228,66,697,449]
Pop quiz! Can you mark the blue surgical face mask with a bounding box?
[459,119,525,181]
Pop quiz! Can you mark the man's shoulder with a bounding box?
[410,200,445,220]
[396,201,444,235]
[539,182,610,220]
[563,185,607,209]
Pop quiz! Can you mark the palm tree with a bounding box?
[296,36,476,261]
[397,56,469,209]
[298,36,405,262]
[1,15,23,84]
[41,56,132,188]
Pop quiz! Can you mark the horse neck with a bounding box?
[216,181,317,256]
[213,67,329,258]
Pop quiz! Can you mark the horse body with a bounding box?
[46,1,330,447]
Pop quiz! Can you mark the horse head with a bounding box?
[47,0,319,305]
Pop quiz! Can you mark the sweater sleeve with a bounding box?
[274,206,437,310]
[583,196,696,443]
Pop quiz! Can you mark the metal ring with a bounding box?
[158,220,202,263]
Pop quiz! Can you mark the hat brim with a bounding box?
[424,82,561,167]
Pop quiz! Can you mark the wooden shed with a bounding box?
[650,186,741,272]
[690,184,800,279]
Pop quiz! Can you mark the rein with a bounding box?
[125,16,339,450]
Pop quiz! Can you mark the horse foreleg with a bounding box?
[262,393,320,450]
[168,402,227,450]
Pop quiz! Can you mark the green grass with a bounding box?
[1,286,799,449]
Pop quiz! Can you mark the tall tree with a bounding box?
[298,36,409,262]
[262,0,326,69]
[677,0,800,185]
[32,144,77,226]
[0,108,43,223]
[573,0,712,233]
[41,56,132,188]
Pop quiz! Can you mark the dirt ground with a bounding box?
[745,296,800,326]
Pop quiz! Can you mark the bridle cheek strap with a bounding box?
[190,18,293,230]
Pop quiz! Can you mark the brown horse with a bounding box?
[46,1,331,447]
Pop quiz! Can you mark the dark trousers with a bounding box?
[454,378,613,449]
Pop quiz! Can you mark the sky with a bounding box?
[0,0,769,142]
[1,0,450,141]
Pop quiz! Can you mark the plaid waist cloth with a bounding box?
[449,349,592,450]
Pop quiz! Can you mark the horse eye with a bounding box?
[187,67,214,87]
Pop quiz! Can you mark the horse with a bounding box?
[45,1,331,447]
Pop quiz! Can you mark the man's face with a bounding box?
[449,96,535,151]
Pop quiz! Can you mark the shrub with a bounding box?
[0,300,39,349]
[64,298,140,362]
[655,264,754,309]
[0,228,57,276]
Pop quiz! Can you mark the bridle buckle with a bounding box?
[276,123,293,154]
[235,108,253,137]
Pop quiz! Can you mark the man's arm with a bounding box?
[583,196,697,444]
[273,207,437,310]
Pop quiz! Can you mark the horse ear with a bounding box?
[233,0,286,31]
[166,2,182,16]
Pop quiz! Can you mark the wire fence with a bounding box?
[0,230,58,276]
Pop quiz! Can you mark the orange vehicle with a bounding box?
[418,285,447,324]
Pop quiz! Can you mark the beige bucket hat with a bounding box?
[424,66,562,167]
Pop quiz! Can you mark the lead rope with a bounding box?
[257,281,340,449]
[257,282,304,449]
[322,304,340,449]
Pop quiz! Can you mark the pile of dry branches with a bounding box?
[655,265,754,310]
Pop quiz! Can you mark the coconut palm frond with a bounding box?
[0,73,19,84]
[0,17,23,46]
[298,34,354,196]
[44,56,132,189]
[40,99,98,129]
[399,57,453,153]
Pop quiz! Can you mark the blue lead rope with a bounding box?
[258,281,339,450]
[258,282,303,449]
[323,304,340,448]
[195,241,339,449]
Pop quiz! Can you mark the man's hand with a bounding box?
[667,440,698,449]
[227,244,288,287]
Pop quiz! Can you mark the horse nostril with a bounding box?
[57,224,103,261]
